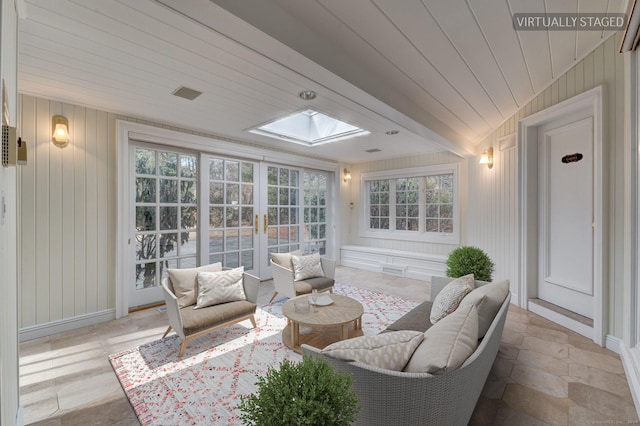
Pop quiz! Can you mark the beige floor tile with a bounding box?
[497,343,520,360]
[22,394,59,425]
[525,324,570,344]
[57,372,124,411]
[494,406,553,426]
[568,347,625,374]
[504,318,528,333]
[506,307,531,324]
[568,405,628,426]
[568,363,635,399]
[567,334,615,356]
[568,382,639,422]
[503,383,574,425]
[491,356,515,377]
[517,349,569,376]
[510,364,569,398]
[521,336,570,359]
[501,329,524,345]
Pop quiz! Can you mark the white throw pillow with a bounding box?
[322,330,424,371]
[291,253,325,281]
[270,250,302,270]
[195,267,246,309]
[404,304,479,374]
[430,274,475,324]
[460,279,509,338]
[167,262,223,307]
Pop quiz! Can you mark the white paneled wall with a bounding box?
[467,143,518,292]
[18,95,117,330]
[467,34,626,337]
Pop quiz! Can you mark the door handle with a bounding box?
[255,214,259,234]
[264,214,267,234]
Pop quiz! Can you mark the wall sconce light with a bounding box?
[343,168,352,183]
[52,115,69,148]
[479,147,493,169]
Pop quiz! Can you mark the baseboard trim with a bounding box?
[619,342,640,419]
[606,334,623,354]
[19,309,116,342]
[528,301,593,340]
[16,405,23,426]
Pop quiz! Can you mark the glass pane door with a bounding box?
[303,171,329,254]
[132,146,198,307]
[260,165,301,275]
[206,156,257,273]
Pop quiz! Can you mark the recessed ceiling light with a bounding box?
[366,148,381,153]
[172,86,203,100]
[385,130,399,135]
[298,90,317,100]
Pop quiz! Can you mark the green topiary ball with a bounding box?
[446,246,495,282]
[238,355,359,426]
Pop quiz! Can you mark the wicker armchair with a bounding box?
[269,252,336,303]
[162,271,259,357]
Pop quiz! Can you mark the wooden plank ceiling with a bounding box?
[17,0,625,162]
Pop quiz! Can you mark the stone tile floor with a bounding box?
[19,266,639,425]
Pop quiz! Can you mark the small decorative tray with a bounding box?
[314,295,334,306]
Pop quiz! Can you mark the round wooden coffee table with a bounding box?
[282,294,364,353]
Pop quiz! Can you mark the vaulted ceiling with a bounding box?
[17,0,626,163]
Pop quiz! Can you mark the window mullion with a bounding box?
[419,177,426,233]
[390,179,397,232]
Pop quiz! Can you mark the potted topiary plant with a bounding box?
[237,355,359,426]
[445,245,495,282]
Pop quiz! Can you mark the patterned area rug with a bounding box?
[109,283,419,425]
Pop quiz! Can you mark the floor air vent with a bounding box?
[381,265,404,277]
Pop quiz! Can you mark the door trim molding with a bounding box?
[517,85,605,345]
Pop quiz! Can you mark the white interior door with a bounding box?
[538,116,594,319]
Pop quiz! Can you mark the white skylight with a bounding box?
[248,109,369,147]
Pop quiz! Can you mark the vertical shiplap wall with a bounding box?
[18,95,117,328]
[347,151,465,256]
[467,33,626,337]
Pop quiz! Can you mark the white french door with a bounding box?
[203,155,259,275]
[131,144,199,307]
[129,144,332,308]
[259,164,302,277]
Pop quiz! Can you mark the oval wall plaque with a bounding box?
[561,153,583,164]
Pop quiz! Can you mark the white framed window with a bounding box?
[360,164,459,244]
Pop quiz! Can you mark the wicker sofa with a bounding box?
[302,276,511,426]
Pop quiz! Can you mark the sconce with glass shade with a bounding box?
[479,147,493,169]
[52,115,69,148]
[343,168,352,183]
